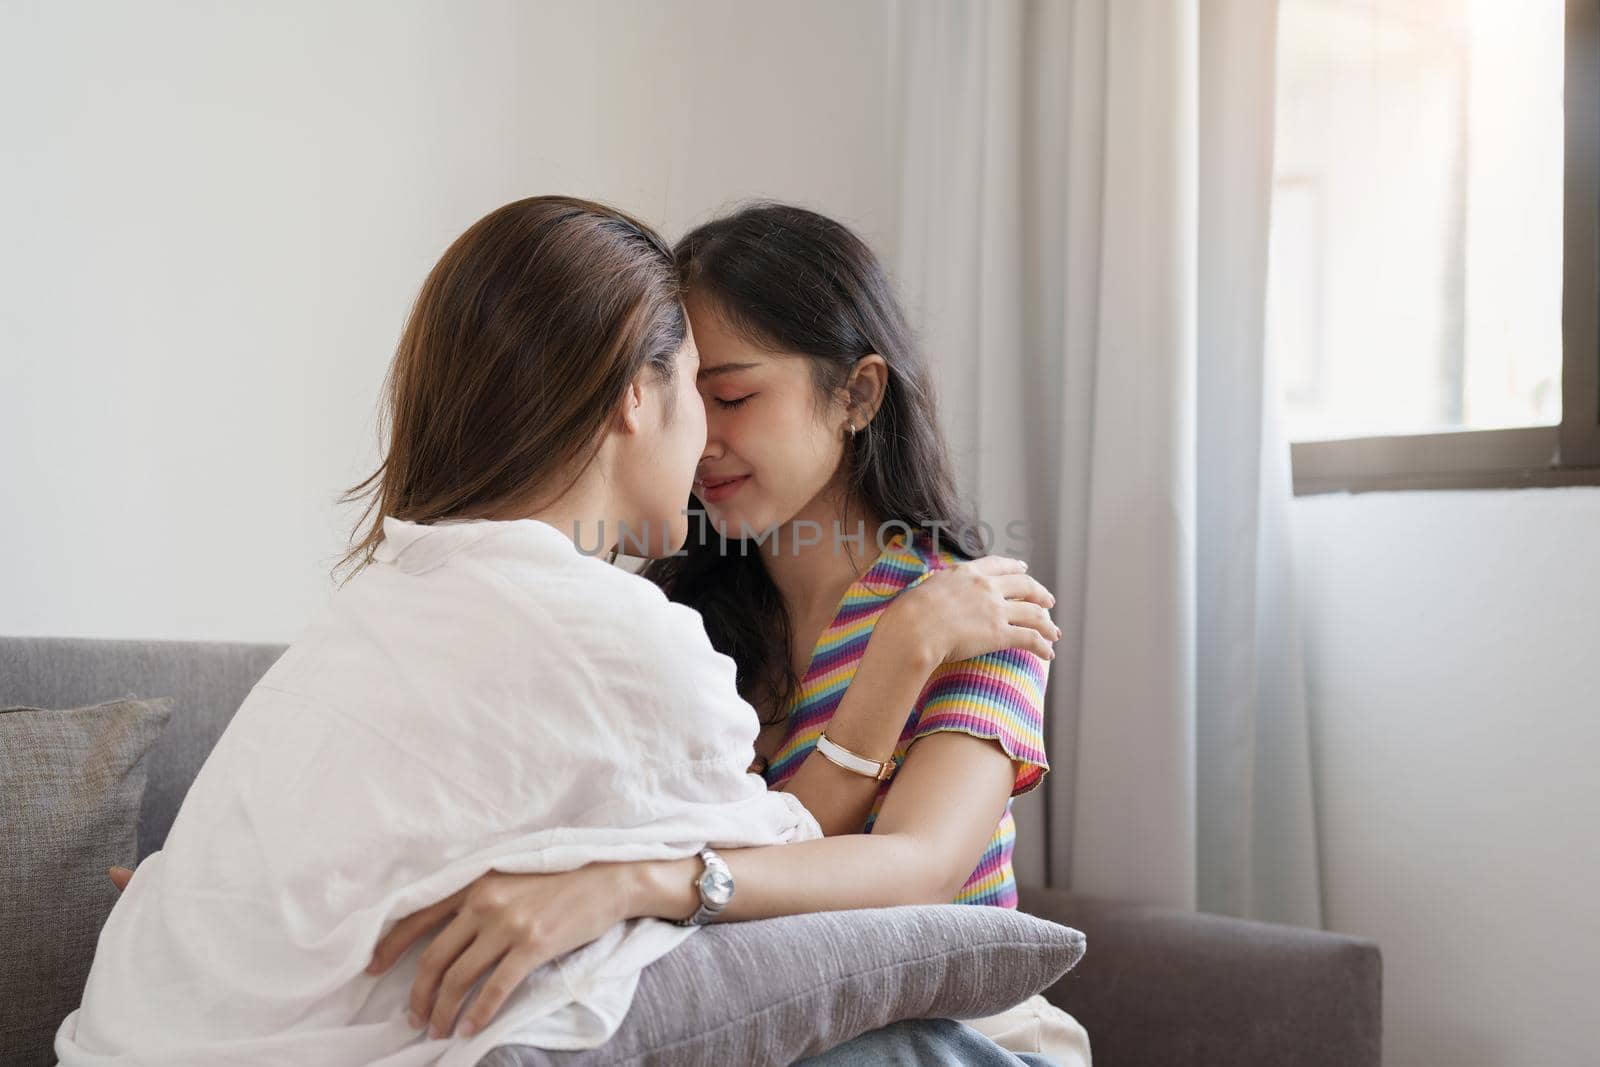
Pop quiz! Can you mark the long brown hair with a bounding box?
[640,203,979,723]
[337,195,684,580]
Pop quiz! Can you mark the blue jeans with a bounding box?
[793,1017,1059,1066]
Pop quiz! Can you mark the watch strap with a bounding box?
[673,846,732,927]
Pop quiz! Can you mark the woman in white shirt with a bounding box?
[71,196,1059,1066]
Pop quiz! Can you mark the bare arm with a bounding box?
[765,623,938,837]
[771,556,1057,838]
[111,731,1015,914]
[634,731,1016,919]
[116,740,1011,1038]
[372,731,1020,1039]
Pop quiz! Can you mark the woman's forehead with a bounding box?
[684,294,808,379]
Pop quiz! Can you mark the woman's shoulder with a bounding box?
[911,527,974,570]
[546,557,720,662]
[868,526,978,600]
[444,521,673,615]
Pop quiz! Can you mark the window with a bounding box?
[1269,0,1600,492]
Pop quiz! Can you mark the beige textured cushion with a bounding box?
[0,698,172,1067]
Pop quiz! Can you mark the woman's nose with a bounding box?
[698,420,724,465]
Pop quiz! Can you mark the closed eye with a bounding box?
[714,394,755,410]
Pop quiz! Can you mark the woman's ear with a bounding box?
[614,376,646,435]
[844,354,889,429]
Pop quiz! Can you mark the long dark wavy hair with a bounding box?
[640,203,981,724]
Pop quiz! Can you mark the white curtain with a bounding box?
[888,0,1321,927]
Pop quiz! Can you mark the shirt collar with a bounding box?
[852,530,935,599]
[371,516,572,574]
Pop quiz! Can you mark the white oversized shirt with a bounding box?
[55,516,820,1066]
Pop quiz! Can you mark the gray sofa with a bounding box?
[2,636,1382,1065]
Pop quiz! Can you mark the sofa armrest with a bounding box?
[1018,886,1381,1067]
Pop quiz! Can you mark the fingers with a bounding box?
[1006,623,1057,661]
[409,913,478,1029]
[1005,601,1061,655]
[368,892,462,975]
[454,945,543,1039]
[107,866,134,892]
[993,573,1055,609]
[428,934,509,1040]
[966,554,1028,576]
[1006,599,1060,638]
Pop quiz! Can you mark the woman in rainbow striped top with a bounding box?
[642,204,1089,1061]
[756,527,1048,908]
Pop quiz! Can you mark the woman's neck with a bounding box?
[493,469,628,558]
[761,488,884,624]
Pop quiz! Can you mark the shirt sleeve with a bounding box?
[908,646,1050,797]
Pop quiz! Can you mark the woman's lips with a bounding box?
[696,474,750,504]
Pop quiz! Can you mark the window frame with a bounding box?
[1291,0,1600,495]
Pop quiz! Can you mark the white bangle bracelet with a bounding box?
[816,733,898,782]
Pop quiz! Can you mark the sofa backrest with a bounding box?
[0,636,285,859]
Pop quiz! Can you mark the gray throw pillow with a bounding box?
[0,698,173,1067]
[480,903,1085,1067]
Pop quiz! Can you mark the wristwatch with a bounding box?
[673,847,735,926]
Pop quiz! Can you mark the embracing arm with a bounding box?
[771,555,1057,839]
[641,731,1015,919]
[371,730,1019,1040]
[766,620,939,838]
[105,732,997,909]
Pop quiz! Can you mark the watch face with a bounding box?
[701,867,735,907]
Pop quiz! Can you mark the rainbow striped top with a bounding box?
[761,529,1050,908]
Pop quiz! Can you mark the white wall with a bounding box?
[1292,487,1600,1067]
[0,0,897,641]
